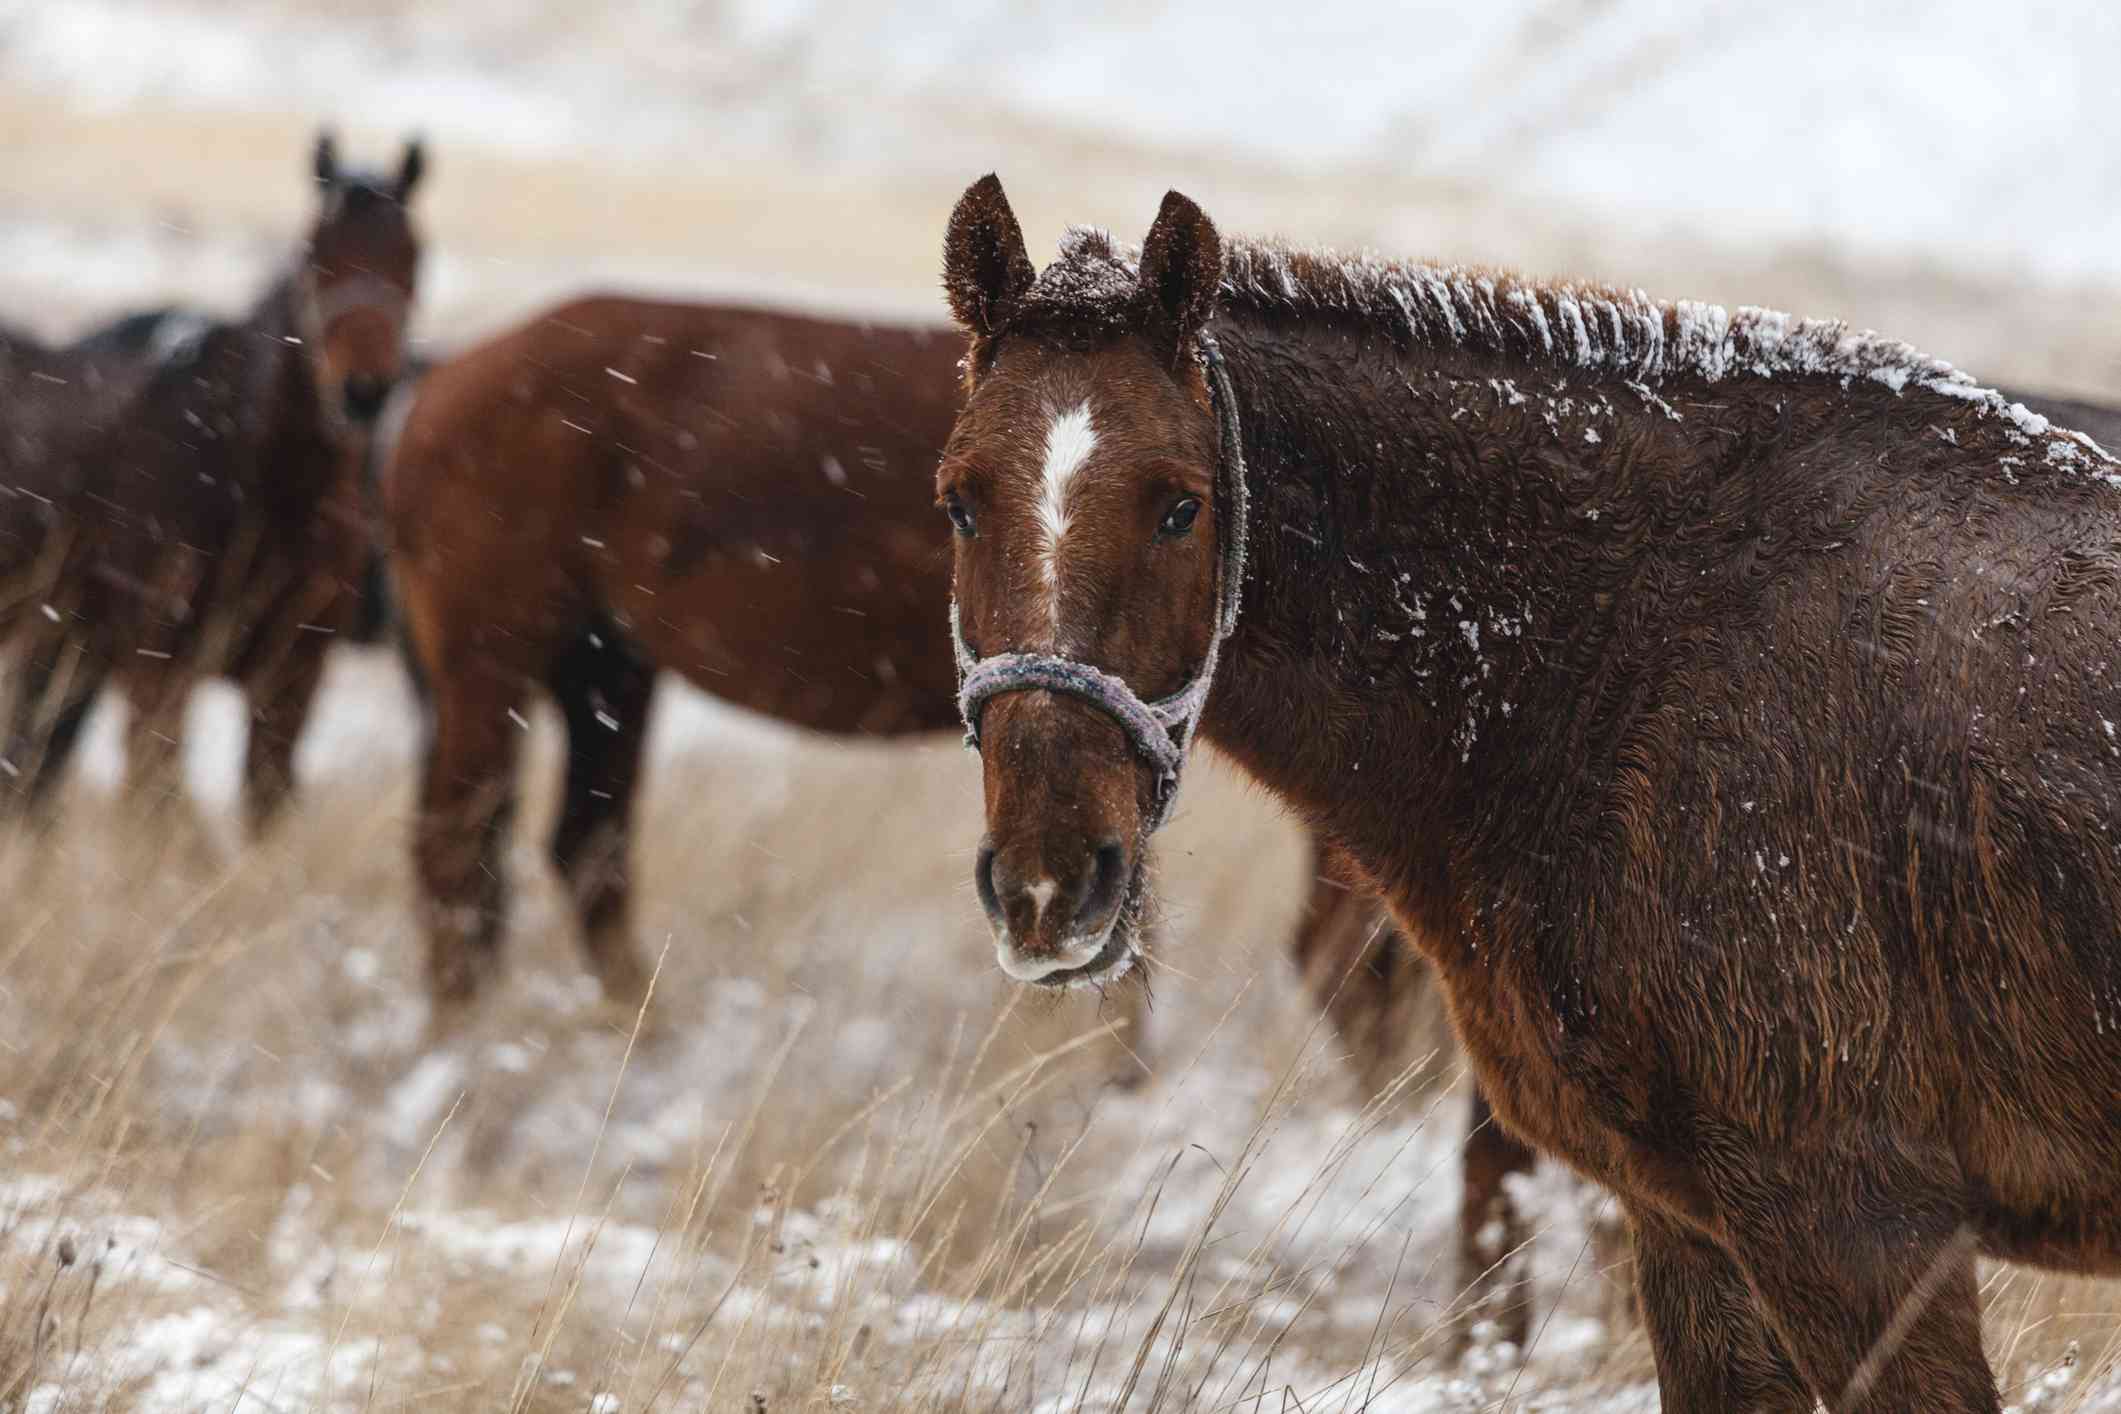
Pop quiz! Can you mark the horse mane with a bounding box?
[1018,227,2117,478]
[71,307,212,368]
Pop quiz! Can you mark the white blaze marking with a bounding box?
[1027,878,1059,917]
[1036,402,1097,635]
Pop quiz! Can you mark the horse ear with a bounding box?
[313,130,339,188]
[1136,190,1223,366]
[943,174,1035,339]
[397,138,426,201]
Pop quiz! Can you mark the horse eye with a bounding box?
[943,492,976,536]
[1159,496,1202,537]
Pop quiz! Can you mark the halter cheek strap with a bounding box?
[953,328,1249,835]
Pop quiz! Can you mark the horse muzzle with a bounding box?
[343,374,391,423]
[977,835,1141,987]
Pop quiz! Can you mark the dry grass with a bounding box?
[0,654,2113,1412]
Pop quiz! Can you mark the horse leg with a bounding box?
[546,623,655,1007]
[1588,1183,1639,1335]
[1714,1153,1998,1412]
[236,629,334,840]
[1455,1084,1537,1354]
[1631,1209,1810,1412]
[1288,839,1550,1354]
[210,544,354,839]
[1290,838,1416,1094]
[415,668,525,1010]
[1,627,104,824]
[119,662,190,822]
[29,685,98,817]
[347,549,393,647]
[1095,942,1152,1090]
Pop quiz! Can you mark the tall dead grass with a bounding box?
[0,656,2116,1411]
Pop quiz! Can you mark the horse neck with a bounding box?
[1201,314,1694,922]
[248,270,306,344]
[244,270,346,479]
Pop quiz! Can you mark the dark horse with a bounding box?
[1303,391,2121,1352]
[2,305,213,565]
[0,132,424,831]
[938,176,2121,1410]
[2,307,207,796]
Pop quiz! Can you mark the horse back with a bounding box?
[0,308,216,608]
[385,294,967,733]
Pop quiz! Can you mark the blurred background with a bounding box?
[5,0,2120,398]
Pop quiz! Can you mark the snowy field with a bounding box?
[4,2,2121,1409]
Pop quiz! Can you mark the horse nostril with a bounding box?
[1073,841,1127,929]
[975,845,1003,924]
[344,376,388,421]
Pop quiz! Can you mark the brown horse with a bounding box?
[383,296,970,1008]
[1304,385,2121,1350]
[0,133,424,830]
[937,176,2121,1410]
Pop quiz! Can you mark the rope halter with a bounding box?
[952,329,1249,836]
[302,271,412,333]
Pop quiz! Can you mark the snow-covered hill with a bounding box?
[8,0,2119,285]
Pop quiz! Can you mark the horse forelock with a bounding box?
[1007,227,1143,341]
[1007,229,2118,480]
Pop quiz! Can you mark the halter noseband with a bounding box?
[952,329,1249,835]
[307,272,411,328]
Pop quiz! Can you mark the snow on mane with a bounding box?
[1020,227,2116,477]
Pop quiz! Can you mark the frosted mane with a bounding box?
[1018,227,2115,476]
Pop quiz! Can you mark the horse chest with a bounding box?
[1425,926,1700,1203]
[1429,941,1570,1123]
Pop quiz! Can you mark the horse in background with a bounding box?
[2,305,211,534]
[1,307,210,791]
[0,131,425,835]
[383,296,971,1010]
